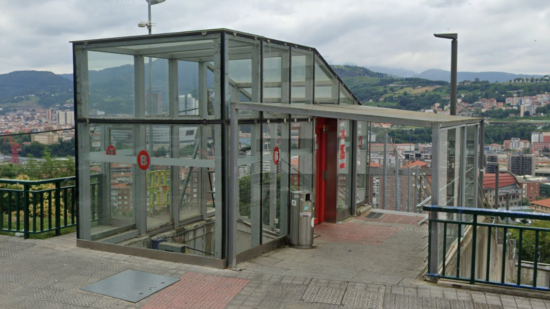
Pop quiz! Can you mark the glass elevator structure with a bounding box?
[72,29,484,268]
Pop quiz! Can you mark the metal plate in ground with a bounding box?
[365,212,384,219]
[81,269,179,303]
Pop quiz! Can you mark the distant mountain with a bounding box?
[417,69,544,83]
[365,66,418,78]
[0,71,73,107]
[331,65,392,79]
[58,74,73,81]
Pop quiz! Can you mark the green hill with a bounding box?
[0,71,73,107]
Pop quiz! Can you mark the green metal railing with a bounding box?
[0,175,102,239]
[424,205,550,291]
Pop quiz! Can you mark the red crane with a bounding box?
[3,132,21,164]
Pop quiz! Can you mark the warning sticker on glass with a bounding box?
[300,212,311,217]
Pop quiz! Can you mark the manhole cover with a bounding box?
[81,269,179,303]
[365,212,384,219]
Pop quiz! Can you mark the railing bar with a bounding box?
[40,193,44,232]
[7,192,12,231]
[502,227,508,284]
[470,214,477,284]
[443,222,447,277]
[517,229,522,286]
[15,191,20,231]
[427,216,432,275]
[72,187,76,226]
[48,191,52,230]
[456,221,461,279]
[486,226,491,282]
[534,230,539,288]
[0,191,3,231]
[32,192,37,233]
[64,188,68,227]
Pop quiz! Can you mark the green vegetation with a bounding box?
[0,150,75,180]
[510,220,550,264]
[0,71,73,107]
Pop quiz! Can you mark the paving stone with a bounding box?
[302,285,345,305]
[341,288,383,308]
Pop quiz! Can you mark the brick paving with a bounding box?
[315,221,400,245]
[142,272,248,309]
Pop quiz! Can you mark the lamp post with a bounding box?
[139,0,166,116]
[434,33,458,115]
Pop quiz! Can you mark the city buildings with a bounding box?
[508,153,535,176]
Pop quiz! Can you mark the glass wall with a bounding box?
[226,37,261,119]
[337,120,352,218]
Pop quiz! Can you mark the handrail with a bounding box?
[0,174,102,238]
[423,205,550,291]
[423,205,550,220]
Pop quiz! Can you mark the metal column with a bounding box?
[429,123,442,276]
[228,104,239,268]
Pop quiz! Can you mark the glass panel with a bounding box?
[177,125,216,221]
[145,58,169,117]
[262,122,290,241]
[145,125,172,230]
[465,126,477,208]
[340,86,355,105]
[356,121,368,204]
[263,43,290,118]
[290,122,315,206]
[226,37,261,119]
[291,49,314,105]
[88,52,135,118]
[315,59,338,104]
[88,125,136,238]
[337,120,352,217]
[237,124,262,253]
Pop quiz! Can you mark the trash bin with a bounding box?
[289,191,314,248]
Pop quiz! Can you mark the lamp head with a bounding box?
[434,33,457,40]
[138,21,148,28]
[147,0,166,4]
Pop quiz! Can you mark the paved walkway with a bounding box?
[1,210,549,309]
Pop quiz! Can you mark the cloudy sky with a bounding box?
[1,0,549,75]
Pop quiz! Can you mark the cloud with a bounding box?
[1,0,550,75]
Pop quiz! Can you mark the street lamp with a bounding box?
[434,33,458,115]
[138,0,166,35]
[138,0,166,118]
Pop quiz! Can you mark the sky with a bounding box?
[1,0,549,75]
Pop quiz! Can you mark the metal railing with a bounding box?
[424,205,550,291]
[0,175,102,239]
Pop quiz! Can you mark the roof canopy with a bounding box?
[233,102,482,128]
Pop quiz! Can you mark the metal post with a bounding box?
[478,122,485,208]
[450,38,458,116]
[434,33,458,115]
[55,182,61,236]
[228,104,239,268]
[429,123,442,276]
[23,184,30,239]
[407,166,411,212]
[383,132,388,210]
[350,121,358,215]
[495,166,499,209]
[395,154,400,211]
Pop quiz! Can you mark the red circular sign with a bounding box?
[273,147,280,165]
[137,150,150,170]
[106,145,116,155]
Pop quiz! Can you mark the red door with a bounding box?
[315,118,327,225]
